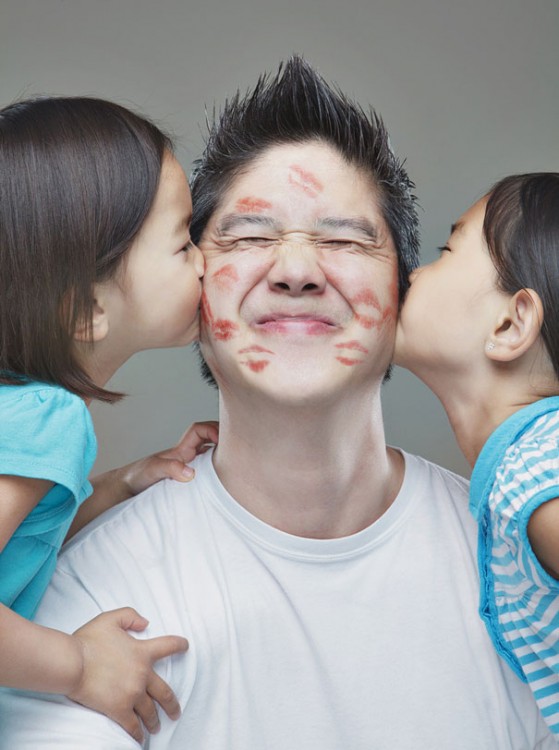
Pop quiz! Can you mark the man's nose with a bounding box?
[267,241,327,296]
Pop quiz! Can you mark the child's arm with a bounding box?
[0,474,188,741]
[0,601,187,743]
[527,497,559,579]
[68,420,219,538]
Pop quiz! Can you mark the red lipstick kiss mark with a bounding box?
[214,319,239,340]
[352,289,382,311]
[356,307,394,330]
[238,346,275,355]
[287,165,323,198]
[336,356,363,366]
[335,341,369,354]
[235,197,272,213]
[241,359,270,372]
[201,291,239,340]
[201,290,213,326]
[211,264,239,288]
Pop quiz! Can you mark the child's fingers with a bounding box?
[174,420,219,456]
[147,671,182,721]
[103,606,149,633]
[134,693,161,735]
[143,633,189,663]
[111,708,144,745]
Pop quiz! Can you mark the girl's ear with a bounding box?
[73,287,110,343]
[486,288,544,363]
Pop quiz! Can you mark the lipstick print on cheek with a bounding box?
[242,360,270,373]
[238,345,274,373]
[335,340,368,366]
[200,291,239,341]
[238,346,275,355]
[352,289,382,312]
[336,356,363,366]
[235,197,272,213]
[211,264,239,290]
[287,164,323,198]
[351,287,395,330]
[335,340,369,354]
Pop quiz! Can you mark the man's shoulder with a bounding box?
[401,449,469,496]
[61,453,215,566]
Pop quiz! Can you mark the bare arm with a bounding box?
[527,497,559,579]
[0,474,188,742]
[68,420,218,538]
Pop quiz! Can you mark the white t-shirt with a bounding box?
[0,449,554,749]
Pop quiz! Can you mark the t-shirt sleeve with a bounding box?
[0,386,96,501]
[492,434,559,590]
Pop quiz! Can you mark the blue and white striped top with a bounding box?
[470,397,559,740]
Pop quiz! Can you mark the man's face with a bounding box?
[199,141,399,405]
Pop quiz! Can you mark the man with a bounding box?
[0,57,554,748]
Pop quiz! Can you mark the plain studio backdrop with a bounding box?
[1,0,557,478]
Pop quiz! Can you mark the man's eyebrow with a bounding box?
[317,216,380,242]
[217,214,279,234]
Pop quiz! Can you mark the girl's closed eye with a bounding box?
[437,245,451,254]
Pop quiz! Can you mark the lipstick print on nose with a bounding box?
[201,291,239,341]
[287,165,323,198]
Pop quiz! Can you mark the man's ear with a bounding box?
[486,288,544,363]
[73,288,110,344]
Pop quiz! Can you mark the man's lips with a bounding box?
[253,314,337,335]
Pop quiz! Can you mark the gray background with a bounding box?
[1,0,558,478]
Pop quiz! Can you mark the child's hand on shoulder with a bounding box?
[73,422,219,538]
[120,420,219,496]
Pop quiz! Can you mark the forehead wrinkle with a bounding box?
[317,216,380,243]
[217,214,279,234]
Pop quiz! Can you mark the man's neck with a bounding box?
[211,391,405,539]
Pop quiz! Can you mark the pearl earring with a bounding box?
[486,342,495,352]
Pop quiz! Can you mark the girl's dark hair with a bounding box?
[191,56,420,299]
[484,172,559,379]
[0,96,172,402]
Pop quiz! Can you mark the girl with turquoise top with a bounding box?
[395,173,559,738]
[0,96,217,743]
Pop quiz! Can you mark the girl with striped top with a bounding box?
[395,173,559,739]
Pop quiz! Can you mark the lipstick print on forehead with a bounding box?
[235,197,272,213]
[287,164,323,198]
